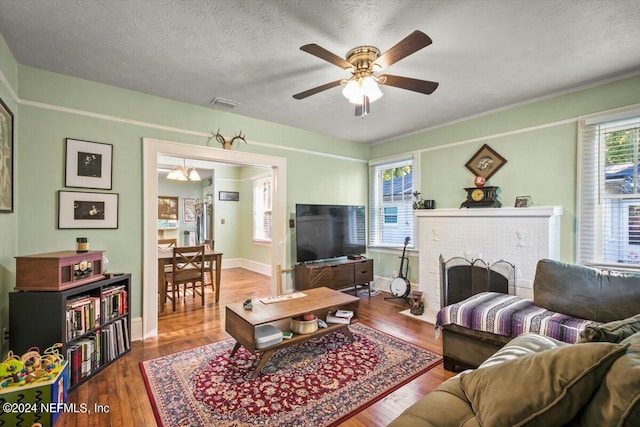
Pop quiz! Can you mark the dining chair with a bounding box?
[164,245,206,312]
[203,239,216,293]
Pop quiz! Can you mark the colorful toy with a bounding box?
[0,351,26,388]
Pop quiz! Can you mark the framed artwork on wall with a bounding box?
[219,191,239,201]
[465,144,507,180]
[158,196,179,220]
[65,138,113,189]
[183,198,197,223]
[0,96,14,212]
[58,190,119,229]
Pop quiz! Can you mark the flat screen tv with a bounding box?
[295,204,366,262]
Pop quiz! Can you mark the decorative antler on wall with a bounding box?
[209,129,247,150]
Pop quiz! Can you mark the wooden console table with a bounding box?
[294,258,373,295]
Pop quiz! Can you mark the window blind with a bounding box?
[369,155,417,247]
[253,177,272,242]
[577,107,640,267]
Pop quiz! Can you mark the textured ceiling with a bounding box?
[0,0,639,144]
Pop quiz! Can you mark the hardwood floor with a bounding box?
[56,268,454,427]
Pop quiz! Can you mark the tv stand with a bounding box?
[295,258,373,296]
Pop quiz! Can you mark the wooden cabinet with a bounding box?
[9,274,131,391]
[295,258,374,293]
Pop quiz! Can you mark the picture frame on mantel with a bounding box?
[58,190,119,229]
[465,144,507,180]
[0,96,14,212]
[65,138,113,190]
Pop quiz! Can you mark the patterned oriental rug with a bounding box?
[140,323,442,427]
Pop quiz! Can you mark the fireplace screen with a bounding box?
[440,255,515,307]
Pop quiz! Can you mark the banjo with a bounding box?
[389,237,411,299]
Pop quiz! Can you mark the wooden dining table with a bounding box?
[158,247,223,311]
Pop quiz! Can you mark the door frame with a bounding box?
[142,138,287,338]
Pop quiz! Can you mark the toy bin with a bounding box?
[0,361,69,427]
[255,324,283,349]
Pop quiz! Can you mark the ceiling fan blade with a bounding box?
[293,79,343,99]
[374,30,433,69]
[300,44,353,70]
[379,74,439,95]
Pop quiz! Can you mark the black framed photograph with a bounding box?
[58,190,119,229]
[0,96,14,212]
[465,144,507,180]
[65,138,113,189]
[219,191,239,201]
[158,196,179,220]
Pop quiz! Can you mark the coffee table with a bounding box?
[225,287,360,378]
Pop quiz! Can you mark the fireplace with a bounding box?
[415,206,563,323]
[440,255,515,307]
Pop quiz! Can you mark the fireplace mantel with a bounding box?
[414,206,563,323]
[414,205,563,219]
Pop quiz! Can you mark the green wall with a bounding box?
[370,74,640,281]
[1,29,638,357]
[0,36,18,357]
[0,33,369,356]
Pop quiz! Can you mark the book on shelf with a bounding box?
[326,311,351,324]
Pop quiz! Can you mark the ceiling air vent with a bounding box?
[210,97,240,109]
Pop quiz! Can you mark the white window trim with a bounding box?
[368,152,420,249]
[577,104,640,268]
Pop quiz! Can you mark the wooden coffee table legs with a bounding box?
[230,325,354,379]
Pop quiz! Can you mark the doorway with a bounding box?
[142,138,287,339]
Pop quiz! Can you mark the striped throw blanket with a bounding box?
[436,292,601,343]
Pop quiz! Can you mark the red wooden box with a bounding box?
[15,250,105,291]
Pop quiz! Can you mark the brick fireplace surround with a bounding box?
[414,206,563,323]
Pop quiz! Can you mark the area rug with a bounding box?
[140,323,442,427]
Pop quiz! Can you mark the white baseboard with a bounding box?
[131,316,143,341]
[220,258,271,276]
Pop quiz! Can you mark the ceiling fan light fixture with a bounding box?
[342,76,383,105]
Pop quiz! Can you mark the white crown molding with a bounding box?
[0,69,366,164]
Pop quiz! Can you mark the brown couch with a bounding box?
[389,329,640,427]
[440,259,640,370]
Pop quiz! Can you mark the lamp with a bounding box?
[166,159,201,181]
[342,76,383,104]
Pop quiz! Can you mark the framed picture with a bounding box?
[58,190,119,229]
[0,96,14,212]
[514,196,533,207]
[219,191,239,201]
[183,198,198,223]
[465,144,507,180]
[158,196,179,220]
[65,138,113,189]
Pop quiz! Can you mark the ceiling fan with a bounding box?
[293,30,439,117]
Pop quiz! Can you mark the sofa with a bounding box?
[389,327,640,427]
[436,259,640,371]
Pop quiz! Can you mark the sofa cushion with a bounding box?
[478,332,568,368]
[387,376,480,427]
[533,259,640,323]
[578,332,640,427]
[577,313,640,343]
[459,341,628,427]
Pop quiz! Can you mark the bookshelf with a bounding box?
[9,274,131,391]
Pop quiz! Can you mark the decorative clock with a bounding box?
[460,186,502,208]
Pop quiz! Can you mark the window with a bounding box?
[577,107,640,267]
[369,155,417,247]
[253,176,272,242]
